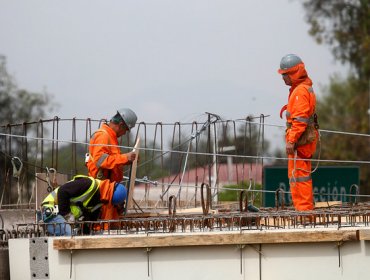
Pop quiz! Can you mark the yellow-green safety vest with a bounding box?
[41,175,102,219]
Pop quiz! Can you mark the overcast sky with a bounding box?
[0,0,345,145]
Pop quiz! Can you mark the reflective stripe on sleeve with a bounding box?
[96,153,109,168]
[290,175,312,183]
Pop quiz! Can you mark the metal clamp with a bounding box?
[45,167,57,193]
[11,157,23,178]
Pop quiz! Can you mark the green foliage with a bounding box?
[218,181,262,207]
[217,116,269,164]
[317,75,368,134]
[316,76,369,182]
[303,0,370,81]
[0,55,56,204]
[42,143,87,177]
[0,55,55,165]
[136,139,170,181]
[301,1,370,190]
[0,55,55,125]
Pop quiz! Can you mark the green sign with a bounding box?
[263,166,360,208]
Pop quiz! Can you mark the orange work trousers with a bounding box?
[288,154,314,211]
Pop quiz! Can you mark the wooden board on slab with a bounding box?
[315,201,342,208]
[126,137,140,209]
[53,228,359,250]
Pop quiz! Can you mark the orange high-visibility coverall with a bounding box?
[96,179,118,230]
[99,179,115,205]
[279,62,318,211]
[87,123,130,220]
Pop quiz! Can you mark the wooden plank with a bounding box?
[126,137,140,209]
[358,229,370,240]
[53,229,359,250]
[315,201,342,208]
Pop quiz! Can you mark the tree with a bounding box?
[317,75,369,160]
[301,1,370,191]
[0,55,55,125]
[0,55,56,204]
[303,0,370,81]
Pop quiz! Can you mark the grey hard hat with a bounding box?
[116,108,137,131]
[278,54,302,73]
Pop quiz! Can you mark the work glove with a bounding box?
[64,213,75,223]
[42,207,54,221]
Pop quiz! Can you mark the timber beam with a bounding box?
[53,228,361,250]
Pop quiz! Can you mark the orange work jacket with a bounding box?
[283,63,317,157]
[87,123,129,182]
[87,123,131,221]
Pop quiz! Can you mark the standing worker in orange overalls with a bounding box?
[86,108,138,220]
[278,54,319,211]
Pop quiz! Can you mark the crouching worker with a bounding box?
[40,175,127,236]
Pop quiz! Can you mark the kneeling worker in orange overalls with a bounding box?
[278,54,319,211]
